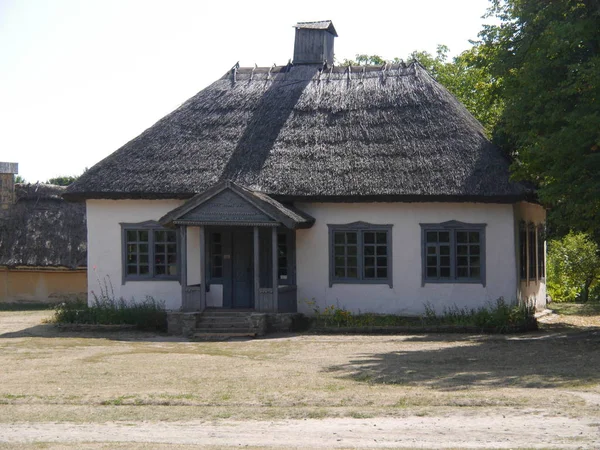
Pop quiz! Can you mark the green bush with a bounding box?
[53,297,167,331]
[422,298,537,333]
[53,277,167,331]
[547,232,600,303]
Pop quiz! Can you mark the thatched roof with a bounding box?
[65,62,533,203]
[0,184,86,268]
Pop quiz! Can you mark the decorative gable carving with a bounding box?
[180,189,274,224]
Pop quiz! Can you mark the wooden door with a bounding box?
[231,230,254,308]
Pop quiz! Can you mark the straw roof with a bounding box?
[65,62,533,203]
[0,184,87,268]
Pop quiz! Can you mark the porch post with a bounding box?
[272,227,278,312]
[253,227,260,309]
[179,225,188,310]
[199,226,206,310]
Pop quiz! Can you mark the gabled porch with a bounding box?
[159,181,314,313]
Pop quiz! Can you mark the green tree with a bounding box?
[547,232,600,303]
[477,0,600,241]
[408,45,502,134]
[14,175,26,184]
[46,175,79,186]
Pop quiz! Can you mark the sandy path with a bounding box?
[1,414,599,449]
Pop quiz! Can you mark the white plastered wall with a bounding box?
[295,202,518,316]
[513,202,547,309]
[86,199,184,310]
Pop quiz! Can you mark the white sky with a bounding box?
[0,0,493,182]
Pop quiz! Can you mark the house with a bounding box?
[0,163,87,304]
[63,21,546,319]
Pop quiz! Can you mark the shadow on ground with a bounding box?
[0,323,189,342]
[326,330,600,390]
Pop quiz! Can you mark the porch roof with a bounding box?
[159,181,315,229]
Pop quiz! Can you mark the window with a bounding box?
[421,221,486,285]
[519,223,527,280]
[528,225,536,282]
[210,232,223,279]
[122,222,178,282]
[328,222,393,287]
[276,230,295,285]
[518,221,545,284]
[537,225,545,279]
[277,232,288,281]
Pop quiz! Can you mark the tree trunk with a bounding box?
[581,279,592,303]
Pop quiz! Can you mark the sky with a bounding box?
[0,0,495,183]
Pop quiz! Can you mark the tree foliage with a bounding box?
[46,175,79,186]
[342,54,391,66]
[14,175,26,184]
[407,45,502,135]
[477,0,600,240]
[547,232,600,303]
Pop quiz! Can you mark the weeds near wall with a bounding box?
[310,301,421,329]
[53,275,167,331]
[421,297,537,333]
[310,297,537,333]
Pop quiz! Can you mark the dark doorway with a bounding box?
[230,230,254,308]
[215,229,254,309]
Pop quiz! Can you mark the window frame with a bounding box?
[276,229,296,286]
[208,230,225,283]
[528,224,536,283]
[328,222,393,288]
[420,221,487,286]
[537,224,546,281]
[519,222,527,281]
[121,221,180,284]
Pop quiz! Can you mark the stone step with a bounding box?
[197,316,250,324]
[192,332,257,341]
[194,327,258,334]
[202,309,254,315]
[196,323,252,330]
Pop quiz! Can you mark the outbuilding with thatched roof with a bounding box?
[1,168,87,304]
[64,21,546,319]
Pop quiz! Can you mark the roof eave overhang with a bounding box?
[272,193,540,205]
[63,191,540,207]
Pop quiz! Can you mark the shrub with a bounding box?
[421,297,537,333]
[547,232,600,303]
[310,297,536,333]
[53,276,167,331]
[54,297,167,331]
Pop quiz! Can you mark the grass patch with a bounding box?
[551,302,600,316]
[1,309,599,426]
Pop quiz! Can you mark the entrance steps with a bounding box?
[192,310,262,339]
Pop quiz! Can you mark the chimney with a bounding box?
[292,20,338,67]
[0,162,18,210]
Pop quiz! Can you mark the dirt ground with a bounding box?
[0,307,599,449]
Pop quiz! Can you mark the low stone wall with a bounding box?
[265,313,302,333]
[167,311,307,337]
[167,312,200,337]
